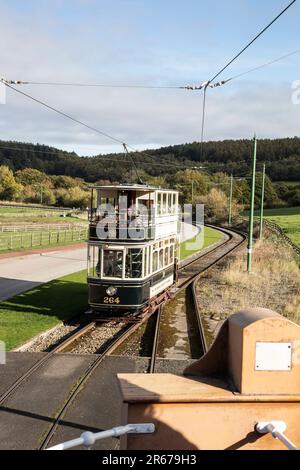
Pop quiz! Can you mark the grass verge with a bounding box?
[180,226,223,260]
[0,270,87,351]
[196,233,300,343]
[249,207,300,247]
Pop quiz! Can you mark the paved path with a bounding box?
[0,247,87,301]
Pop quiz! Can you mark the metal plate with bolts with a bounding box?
[255,342,292,371]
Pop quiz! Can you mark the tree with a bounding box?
[0,165,23,201]
[171,169,209,203]
[15,168,50,186]
[144,175,167,188]
[56,186,89,208]
[254,172,281,208]
[51,175,83,189]
[196,188,243,224]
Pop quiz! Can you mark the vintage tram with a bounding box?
[87,184,179,314]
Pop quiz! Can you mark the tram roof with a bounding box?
[90,184,178,193]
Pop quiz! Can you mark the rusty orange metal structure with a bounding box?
[118,308,300,450]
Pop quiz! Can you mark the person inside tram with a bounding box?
[115,251,123,277]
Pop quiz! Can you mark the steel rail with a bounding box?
[148,307,161,374]
[150,226,246,372]
[0,321,96,405]
[191,228,247,355]
[39,309,155,449]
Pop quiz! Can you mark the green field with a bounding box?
[255,206,300,247]
[0,205,87,224]
[180,226,223,260]
[0,270,88,351]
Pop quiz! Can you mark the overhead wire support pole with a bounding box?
[228,174,233,226]
[259,162,266,240]
[200,83,209,159]
[247,135,257,273]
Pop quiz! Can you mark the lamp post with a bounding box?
[247,136,257,273]
[259,163,266,239]
[228,174,233,226]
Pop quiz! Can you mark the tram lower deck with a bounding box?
[87,237,177,312]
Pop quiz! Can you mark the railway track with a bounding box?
[149,226,246,372]
[0,321,96,406]
[39,314,153,450]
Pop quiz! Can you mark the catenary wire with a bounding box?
[200,0,297,158]
[207,0,296,86]
[10,81,187,89]
[224,48,300,84]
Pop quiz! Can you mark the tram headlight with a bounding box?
[106,286,117,296]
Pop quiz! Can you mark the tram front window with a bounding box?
[125,248,143,278]
[103,249,123,278]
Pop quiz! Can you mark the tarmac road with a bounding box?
[0,246,87,301]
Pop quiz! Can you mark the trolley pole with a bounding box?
[228,174,233,226]
[247,136,257,273]
[259,163,266,239]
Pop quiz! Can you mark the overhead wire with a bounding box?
[223,48,300,84]
[208,0,296,86]
[200,0,297,157]
[6,80,186,90]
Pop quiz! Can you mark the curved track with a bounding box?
[150,226,246,372]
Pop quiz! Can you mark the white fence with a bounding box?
[0,223,87,232]
[0,227,88,251]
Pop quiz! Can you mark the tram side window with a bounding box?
[164,246,169,266]
[103,250,123,278]
[153,250,158,272]
[125,248,143,278]
[159,248,164,269]
[167,194,172,214]
[88,245,100,277]
[148,246,152,275]
[143,248,147,277]
[170,245,174,263]
[172,193,176,213]
[162,193,167,214]
[157,193,162,215]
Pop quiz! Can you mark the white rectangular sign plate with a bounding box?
[255,342,291,371]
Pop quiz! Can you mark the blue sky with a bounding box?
[0,0,299,155]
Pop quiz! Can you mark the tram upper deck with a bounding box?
[89,184,179,242]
